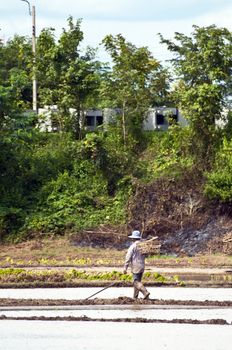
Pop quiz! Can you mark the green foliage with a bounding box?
[0,86,15,120]
[36,17,103,139]
[0,268,171,284]
[134,127,194,182]
[144,272,168,283]
[223,111,232,139]
[204,138,232,202]
[24,162,129,233]
[0,120,132,238]
[160,25,232,160]
[0,207,25,241]
[0,35,32,116]
[101,34,170,144]
[65,269,132,281]
[0,268,25,276]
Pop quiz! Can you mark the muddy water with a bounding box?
[0,287,232,301]
[1,305,232,322]
[0,320,231,350]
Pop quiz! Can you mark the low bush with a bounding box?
[204,138,232,202]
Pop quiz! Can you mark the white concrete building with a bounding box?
[143,107,188,131]
[37,106,188,132]
[37,106,103,132]
[83,109,103,131]
[37,105,61,132]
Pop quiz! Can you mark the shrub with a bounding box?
[204,138,232,202]
[134,127,193,182]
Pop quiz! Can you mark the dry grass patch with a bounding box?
[0,238,124,266]
[0,237,232,268]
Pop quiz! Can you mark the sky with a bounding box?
[0,0,232,64]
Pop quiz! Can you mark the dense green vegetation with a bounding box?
[0,19,232,241]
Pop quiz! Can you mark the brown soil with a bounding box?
[1,297,232,307]
[0,238,124,266]
[67,172,232,258]
[126,174,232,256]
[0,238,232,270]
[0,315,229,325]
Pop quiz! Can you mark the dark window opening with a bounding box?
[156,114,165,125]
[96,116,103,125]
[85,116,95,126]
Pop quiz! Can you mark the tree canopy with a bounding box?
[101,34,170,143]
[160,25,232,158]
[36,17,103,138]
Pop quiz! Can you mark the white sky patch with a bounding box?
[2,0,232,20]
[82,4,232,63]
[195,4,232,29]
[37,0,127,19]
[0,0,231,64]
[34,0,232,21]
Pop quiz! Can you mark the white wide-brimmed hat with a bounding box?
[129,230,141,239]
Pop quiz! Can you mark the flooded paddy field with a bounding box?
[0,320,232,350]
[0,287,231,324]
[0,287,231,349]
[1,304,232,324]
[0,286,232,301]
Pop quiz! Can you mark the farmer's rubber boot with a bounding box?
[140,283,150,299]
[133,282,139,299]
[134,281,150,300]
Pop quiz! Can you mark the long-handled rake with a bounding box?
[85,281,118,300]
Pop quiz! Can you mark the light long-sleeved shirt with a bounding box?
[124,240,145,274]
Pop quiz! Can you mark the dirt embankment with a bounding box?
[126,173,232,256]
[1,297,232,307]
[0,315,229,325]
[70,172,232,257]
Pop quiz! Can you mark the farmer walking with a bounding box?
[123,230,150,299]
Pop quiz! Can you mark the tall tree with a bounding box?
[36,17,102,138]
[36,28,57,106]
[101,34,169,145]
[0,35,32,122]
[160,25,232,159]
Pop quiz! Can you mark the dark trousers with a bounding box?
[133,272,143,282]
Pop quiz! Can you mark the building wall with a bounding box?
[37,105,59,132]
[37,106,188,132]
[143,107,188,131]
[83,109,103,131]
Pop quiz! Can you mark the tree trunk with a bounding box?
[122,100,126,146]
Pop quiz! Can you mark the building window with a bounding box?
[96,116,103,125]
[156,113,165,125]
[86,116,95,126]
